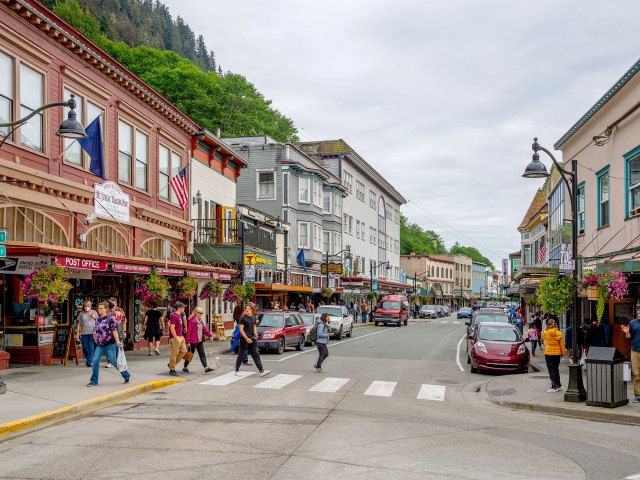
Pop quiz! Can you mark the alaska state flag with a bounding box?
[296,248,307,273]
[78,116,106,179]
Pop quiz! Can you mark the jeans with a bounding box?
[316,343,329,368]
[90,343,130,385]
[81,334,95,366]
[545,355,561,389]
[184,342,207,368]
[235,340,264,372]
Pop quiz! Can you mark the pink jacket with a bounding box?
[185,317,213,344]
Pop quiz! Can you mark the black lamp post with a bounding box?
[325,246,353,289]
[370,260,392,295]
[523,137,586,403]
[240,215,285,283]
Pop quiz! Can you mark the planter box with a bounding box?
[586,286,599,300]
[0,351,9,370]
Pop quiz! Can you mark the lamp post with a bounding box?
[240,215,285,283]
[370,260,392,295]
[523,137,586,402]
[324,246,352,289]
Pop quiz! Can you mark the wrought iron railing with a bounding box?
[191,218,276,253]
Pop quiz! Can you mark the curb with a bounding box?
[0,378,186,437]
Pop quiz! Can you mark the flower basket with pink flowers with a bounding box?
[135,269,170,306]
[580,269,629,320]
[22,264,72,304]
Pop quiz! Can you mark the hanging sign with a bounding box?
[156,267,184,276]
[94,181,130,223]
[214,273,233,281]
[186,270,211,279]
[56,256,108,271]
[112,263,151,274]
[559,244,574,270]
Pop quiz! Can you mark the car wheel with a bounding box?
[397,319,401,327]
[466,354,471,364]
[470,364,478,374]
[346,324,353,337]
[276,337,285,355]
[336,326,343,341]
[296,336,304,351]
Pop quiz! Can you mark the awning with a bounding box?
[253,282,313,293]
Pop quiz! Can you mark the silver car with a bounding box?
[300,313,321,345]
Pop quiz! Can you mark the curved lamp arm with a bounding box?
[533,138,576,214]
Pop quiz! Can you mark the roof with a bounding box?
[554,57,640,149]
[517,188,548,231]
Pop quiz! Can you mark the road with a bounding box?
[2,316,640,480]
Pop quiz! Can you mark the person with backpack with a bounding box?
[313,313,330,373]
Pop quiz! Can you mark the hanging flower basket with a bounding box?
[200,279,222,300]
[173,276,198,301]
[586,286,599,300]
[321,288,334,298]
[22,264,72,304]
[135,269,170,306]
[580,269,629,321]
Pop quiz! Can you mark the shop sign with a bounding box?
[559,244,574,270]
[39,331,54,345]
[321,262,343,274]
[112,263,151,274]
[56,256,108,271]
[0,256,52,275]
[187,270,211,279]
[214,273,233,281]
[156,267,184,276]
[94,181,130,223]
[244,253,273,266]
[340,277,364,287]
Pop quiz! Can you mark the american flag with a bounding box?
[539,244,548,263]
[170,165,189,210]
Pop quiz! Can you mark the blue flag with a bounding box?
[78,116,105,179]
[296,248,307,273]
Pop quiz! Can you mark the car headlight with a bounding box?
[262,333,275,339]
[476,341,487,353]
[517,343,526,355]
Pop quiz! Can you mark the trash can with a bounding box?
[585,347,628,408]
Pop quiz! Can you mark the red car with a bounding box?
[467,322,529,373]
[256,311,307,355]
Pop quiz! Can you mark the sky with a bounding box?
[160,0,640,268]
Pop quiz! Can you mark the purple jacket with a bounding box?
[185,317,213,344]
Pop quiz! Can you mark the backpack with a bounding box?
[309,322,319,343]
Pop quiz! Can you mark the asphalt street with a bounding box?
[1,316,640,480]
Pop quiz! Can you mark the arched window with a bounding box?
[141,237,181,261]
[0,206,69,246]
[86,225,130,256]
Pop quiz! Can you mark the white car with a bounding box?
[315,305,354,340]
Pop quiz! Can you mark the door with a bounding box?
[284,314,296,346]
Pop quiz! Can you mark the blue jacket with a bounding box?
[629,319,640,352]
[316,321,330,345]
[229,324,241,352]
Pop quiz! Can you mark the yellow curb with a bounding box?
[0,378,186,436]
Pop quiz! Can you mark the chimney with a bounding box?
[285,144,290,160]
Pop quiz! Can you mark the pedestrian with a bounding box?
[534,312,543,350]
[584,319,604,355]
[527,322,540,356]
[183,307,215,374]
[621,310,640,403]
[512,311,523,337]
[564,322,585,365]
[540,319,565,393]
[142,300,163,356]
[362,304,369,323]
[314,313,330,373]
[76,300,97,367]
[229,318,251,365]
[107,297,127,343]
[235,304,270,377]
[168,301,188,377]
[87,302,130,386]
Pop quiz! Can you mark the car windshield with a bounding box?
[381,301,401,310]
[474,314,509,325]
[460,308,471,313]
[256,313,284,328]
[316,306,342,317]
[479,326,520,342]
[422,305,436,310]
[300,314,316,326]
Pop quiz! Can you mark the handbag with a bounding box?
[183,351,194,362]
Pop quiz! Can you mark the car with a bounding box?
[441,305,451,316]
[374,294,410,327]
[435,305,445,317]
[457,307,472,319]
[315,305,353,340]
[466,310,510,337]
[256,311,307,354]
[467,322,529,373]
[419,305,438,319]
[300,312,321,345]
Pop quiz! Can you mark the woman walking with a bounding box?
[88,302,131,386]
[235,304,270,377]
[314,313,330,373]
[540,319,565,393]
[142,300,163,356]
[76,300,97,367]
[183,307,215,373]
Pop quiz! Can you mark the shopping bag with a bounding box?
[116,346,128,373]
[623,362,632,382]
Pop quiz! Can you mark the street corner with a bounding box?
[0,378,186,438]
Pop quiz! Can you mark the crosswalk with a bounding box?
[200,372,448,401]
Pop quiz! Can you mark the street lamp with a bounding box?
[370,260,392,295]
[412,271,428,294]
[523,137,586,403]
[240,215,285,283]
[0,94,87,148]
[324,246,352,289]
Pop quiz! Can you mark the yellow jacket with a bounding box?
[541,327,565,356]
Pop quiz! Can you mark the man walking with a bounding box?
[168,302,188,377]
[235,304,270,377]
[621,309,640,403]
[314,313,330,373]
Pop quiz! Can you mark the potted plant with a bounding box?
[173,275,198,301]
[321,288,334,299]
[200,279,222,300]
[135,269,170,306]
[581,270,629,321]
[535,269,575,317]
[580,269,600,300]
[22,264,73,304]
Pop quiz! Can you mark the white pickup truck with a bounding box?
[315,305,354,340]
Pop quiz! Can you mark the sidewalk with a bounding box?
[485,346,640,425]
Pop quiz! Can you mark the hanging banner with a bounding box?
[112,263,151,274]
[94,181,130,223]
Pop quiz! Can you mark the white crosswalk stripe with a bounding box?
[417,384,446,401]
[441,320,449,324]
[255,374,301,389]
[364,380,397,397]
[452,321,461,324]
[309,377,350,393]
[200,371,254,386]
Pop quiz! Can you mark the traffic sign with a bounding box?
[0,246,5,258]
[0,230,6,258]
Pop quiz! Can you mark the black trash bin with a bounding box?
[585,347,628,408]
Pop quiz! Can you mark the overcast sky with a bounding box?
[161,0,639,267]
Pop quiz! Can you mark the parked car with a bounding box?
[435,305,445,317]
[374,294,410,327]
[466,309,510,337]
[256,311,307,354]
[441,305,451,316]
[316,305,353,340]
[457,307,473,319]
[419,305,438,319]
[300,313,321,345]
[467,322,529,373]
